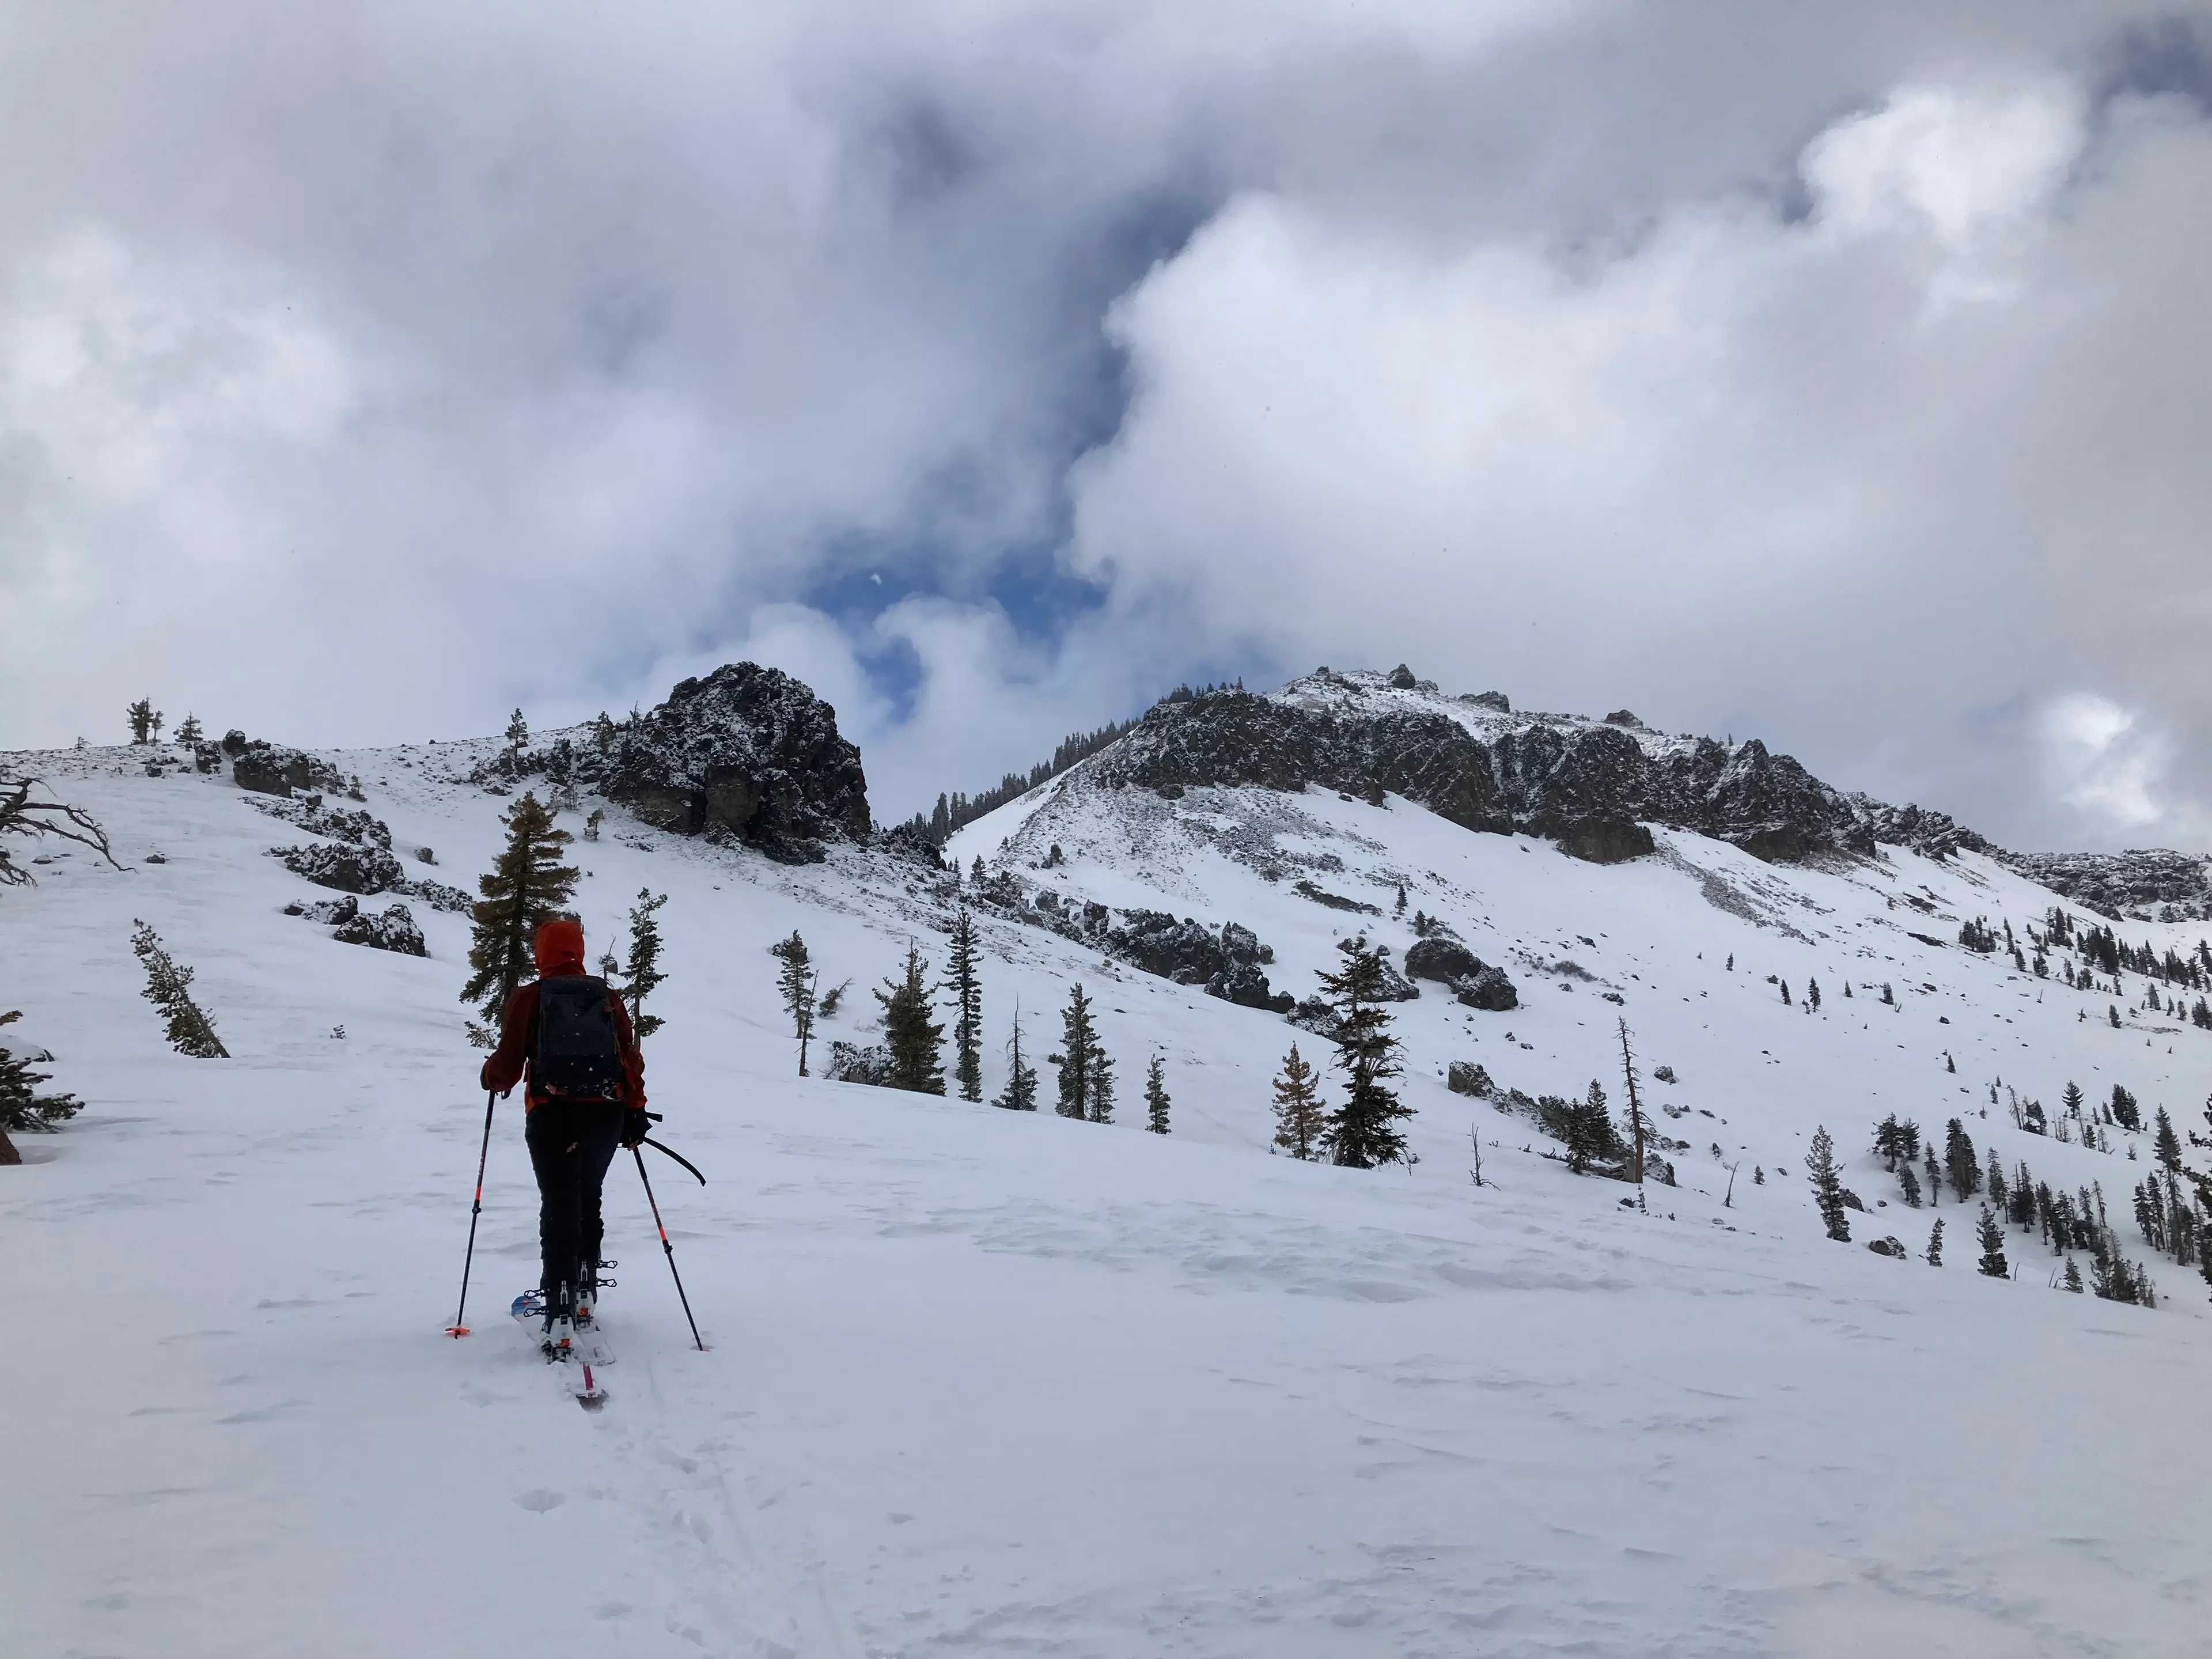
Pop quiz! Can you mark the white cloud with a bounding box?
[2039,693,2170,834]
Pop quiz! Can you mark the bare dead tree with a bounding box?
[0,779,123,887]
[1618,1017,1649,1201]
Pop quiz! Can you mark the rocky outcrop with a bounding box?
[1080,670,1960,867]
[283,895,427,956]
[1453,965,1520,1012]
[1446,1060,1494,1097]
[1107,911,1294,1012]
[1993,849,2212,922]
[492,664,870,864]
[225,733,349,799]
[274,842,406,894]
[1399,935,1520,1010]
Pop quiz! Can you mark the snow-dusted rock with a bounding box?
[274,842,406,895]
[494,663,870,863]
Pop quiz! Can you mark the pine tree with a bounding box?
[1944,1118,1981,1202]
[768,931,815,1074]
[129,921,229,1058]
[1052,984,1103,1119]
[1925,1216,1944,1264]
[126,699,160,744]
[621,888,669,1041]
[0,1010,81,1131]
[1317,935,1412,1169]
[993,1013,1039,1111]
[874,944,945,1094]
[946,907,983,1103]
[2109,1084,2140,1131]
[2063,1256,2084,1292]
[1898,1162,1922,1207]
[1271,1043,1326,1159]
[505,709,529,754]
[1779,979,1791,1005]
[459,793,578,1023]
[1393,883,1407,914]
[1143,1053,1171,1134]
[2110,1004,2122,1028]
[1986,1149,2008,1215]
[1975,1205,2009,1278]
[1808,977,1821,1010]
[174,713,203,747]
[1924,1143,1942,1205]
[2154,1107,2183,1174]
[1807,1126,1850,1241]
[1086,1042,1117,1124]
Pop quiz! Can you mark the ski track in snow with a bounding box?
[8,740,2212,1655]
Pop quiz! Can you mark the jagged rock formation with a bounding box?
[275,842,407,895]
[1998,850,2212,922]
[283,895,427,956]
[494,664,870,864]
[1078,669,1960,867]
[222,732,350,800]
[1107,912,1294,1012]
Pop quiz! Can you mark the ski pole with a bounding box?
[634,1145,706,1351]
[446,1090,498,1337]
[642,1135,706,1185]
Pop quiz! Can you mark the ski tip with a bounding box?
[445,1325,471,1338]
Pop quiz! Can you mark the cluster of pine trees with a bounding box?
[1267,937,1417,1168]
[2027,908,2212,1025]
[772,907,1175,1134]
[899,717,1143,846]
[1869,1110,2161,1302]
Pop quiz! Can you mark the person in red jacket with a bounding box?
[480,915,647,1332]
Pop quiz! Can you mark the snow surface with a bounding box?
[11,738,2212,1657]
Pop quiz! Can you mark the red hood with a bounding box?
[533,916,587,978]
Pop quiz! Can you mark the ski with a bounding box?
[512,1291,608,1410]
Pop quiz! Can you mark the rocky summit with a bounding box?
[1084,667,1969,867]
[495,662,872,863]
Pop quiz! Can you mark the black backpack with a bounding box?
[534,976,625,1100]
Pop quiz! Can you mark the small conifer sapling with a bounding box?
[1144,1053,1171,1134]
[130,921,229,1058]
[622,888,669,1041]
[769,931,816,1074]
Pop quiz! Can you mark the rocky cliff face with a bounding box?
[1081,669,1896,866]
[495,663,872,864]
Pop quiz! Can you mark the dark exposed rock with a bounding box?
[249,795,391,848]
[1993,849,2212,921]
[285,895,428,955]
[1404,937,1484,983]
[232,740,347,799]
[493,663,870,864]
[1079,671,1945,866]
[1603,710,1642,727]
[1547,815,1655,865]
[1447,1060,1494,1097]
[1107,910,1294,1012]
[882,821,945,869]
[393,876,474,915]
[274,842,406,895]
[1387,664,1419,690]
[1462,691,1510,712]
[1453,965,1520,1012]
[335,902,427,956]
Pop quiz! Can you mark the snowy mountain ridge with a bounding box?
[13,665,2212,1656]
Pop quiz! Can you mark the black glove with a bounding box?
[621,1107,649,1149]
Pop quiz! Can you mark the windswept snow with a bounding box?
[10,737,2212,1657]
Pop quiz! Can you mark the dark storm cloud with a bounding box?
[1,2,2207,848]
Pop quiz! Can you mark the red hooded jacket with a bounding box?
[479,917,647,1111]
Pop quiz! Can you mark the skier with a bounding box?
[479,915,647,1352]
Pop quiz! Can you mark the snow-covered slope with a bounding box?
[12,700,2212,1657]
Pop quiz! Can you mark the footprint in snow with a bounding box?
[515,1488,566,1514]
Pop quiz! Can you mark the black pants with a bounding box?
[524,1100,623,1302]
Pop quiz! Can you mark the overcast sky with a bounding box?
[2,2,2209,851]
